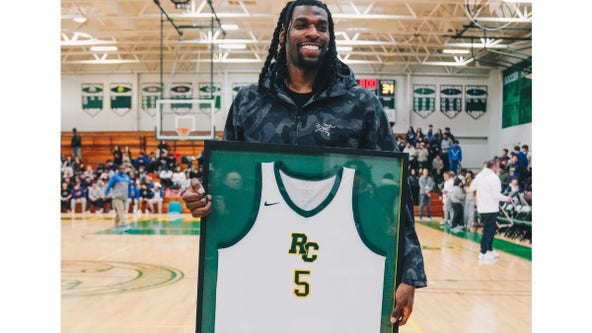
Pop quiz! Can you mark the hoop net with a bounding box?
[176,127,191,140]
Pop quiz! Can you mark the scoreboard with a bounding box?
[357,78,395,109]
[357,78,396,123]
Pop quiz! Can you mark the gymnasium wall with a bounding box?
[61,70,532,170]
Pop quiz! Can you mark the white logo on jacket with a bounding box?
[314,123,336,137]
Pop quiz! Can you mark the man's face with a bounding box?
[282,5,330,70]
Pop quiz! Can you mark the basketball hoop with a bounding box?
[176,127,191,140]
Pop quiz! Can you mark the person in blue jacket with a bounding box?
[104,164,133,232]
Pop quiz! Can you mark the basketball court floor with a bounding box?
[61,212,531,333]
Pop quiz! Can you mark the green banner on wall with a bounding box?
[502,60,532,128]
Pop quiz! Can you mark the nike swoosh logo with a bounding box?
[264,201,280,206]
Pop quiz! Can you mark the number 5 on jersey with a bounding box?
[293,270,311,297]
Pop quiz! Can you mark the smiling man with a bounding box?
[183,0,427,328]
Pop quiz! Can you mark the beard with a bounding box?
[297,54,324,70]
[295,46,327,70]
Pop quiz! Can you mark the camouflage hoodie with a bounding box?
[224,63,396,150]
[223,62,427,288]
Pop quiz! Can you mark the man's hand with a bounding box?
[182,178,212,218]
[390,282,415,326]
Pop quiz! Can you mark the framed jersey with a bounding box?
[196,141,409,333]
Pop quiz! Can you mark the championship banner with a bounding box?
[412,84,436,118]
[81,83,103,117]
[196,141,407,333]
[110,83,132,116]
[465,85,488,119]
[439,84,463,119]
[141,83,162,116]
[198,82,221,111]
[169,82,193,114]
[502,60,532,128]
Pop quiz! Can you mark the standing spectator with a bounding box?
[407,168,420,206]
[431,155,444,184]
[157,140,170,157]
[513,145,528,170]
[61,182,72,212]
[449,177,466,233]
[405,126,417,147]
[470,160,512,261]
[70,182,87,213]
[439,133,453,171]
[448,140,463,174]
[521,144,532,170]
[104,164,133,232]
[416,142,430,170]
[507,153,526,190]
[415,127,425,144]
[426,124,434,142]
[463,170,477,230]
[499,148,511,164]
[71,128,82,159]
[443,126,455,142]
[403,142,417,171]
[112,145,123,167]
[395,136,406,152]
[87,180,105,214]
[429,132,441,164]
[417,168,435,221]
[439,171,455,226]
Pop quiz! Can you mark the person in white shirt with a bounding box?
[150,182,164,214]
[470,160,512,261]
[439,171,455,225]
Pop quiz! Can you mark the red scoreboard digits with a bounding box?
[357,79,378,90]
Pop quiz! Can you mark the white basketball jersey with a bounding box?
[215,162,386,333]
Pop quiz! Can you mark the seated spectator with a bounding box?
[502,177,521,197]
[137,182,154,214]
[70,182,87,213]
[172,165,189,192]
[61,182,72,212]
[158,166,174,188]
[126,180,139,214]
[87,180,105,213]
[150,182,165,214]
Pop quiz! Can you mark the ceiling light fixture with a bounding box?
[73,17,87,24]
[221,24,239,31]
[336,46,353,52]
[443,49,470,54]
[218,43,246,50]
[90,46,118,52]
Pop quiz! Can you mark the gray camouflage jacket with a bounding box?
[223,63,427,288]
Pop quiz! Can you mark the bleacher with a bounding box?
[61,131,213,214]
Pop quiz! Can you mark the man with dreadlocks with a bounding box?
[183,0,426,328]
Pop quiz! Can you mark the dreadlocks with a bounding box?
[257,0,341,95]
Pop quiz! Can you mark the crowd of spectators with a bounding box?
[60,142,203,214]
[401,125,532,234]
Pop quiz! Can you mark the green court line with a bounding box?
[418,221,531,261]
[94,219,201,236]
